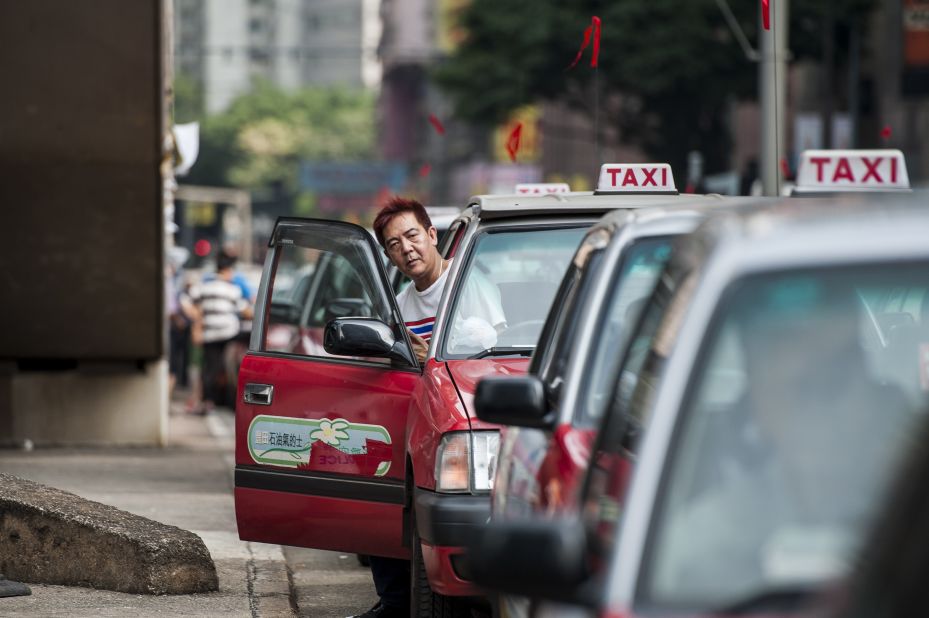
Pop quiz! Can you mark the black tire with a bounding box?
[410,512,470,618]
[357,554,371,567]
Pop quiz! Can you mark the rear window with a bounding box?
[576,237,673,426]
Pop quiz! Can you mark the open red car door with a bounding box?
[235,218,419,559]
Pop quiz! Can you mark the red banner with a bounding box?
[567,16,601,69]
[505,123,523,162]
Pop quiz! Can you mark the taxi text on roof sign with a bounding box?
[514,183,571,195]
[596,164,677,194]
[795,149,911,193]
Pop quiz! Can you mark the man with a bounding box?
[189,251,253,415]
[377,198,450,364]
[353,196,508,617]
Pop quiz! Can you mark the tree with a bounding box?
[436,0,873,175]
[185,83,376,195]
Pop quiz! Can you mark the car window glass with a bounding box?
[442,226,587,358]
[576,237,673,426]
[641,264,928,612]
[576,243,705,574]
[262,227,398,365]
[579,252,695,568]
[536,253,604,406]
[534,228,611,396]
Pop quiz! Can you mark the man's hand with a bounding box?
[409,331,429,363]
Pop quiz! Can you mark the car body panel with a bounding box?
[421,544,472,596]
[407,359,472,492]
[444,357,532,419]
[235,487,409,558]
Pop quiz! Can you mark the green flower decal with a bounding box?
[309,419,350,447]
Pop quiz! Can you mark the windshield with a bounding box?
[640,264,926,612]
[577,237,673,426]
[442,226,587,358]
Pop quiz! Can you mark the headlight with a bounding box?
[435,431,500,493]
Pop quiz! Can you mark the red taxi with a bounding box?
[234,190,624,613]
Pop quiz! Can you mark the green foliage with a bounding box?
[184,83,376,192]
[436,0,874,173]
[293,191,318,217]
[173,72,204,124]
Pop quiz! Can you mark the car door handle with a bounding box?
[243,383,274,406]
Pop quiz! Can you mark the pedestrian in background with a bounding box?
[189,251,253,415]
[167,248,196,403]
[202,246,256,407]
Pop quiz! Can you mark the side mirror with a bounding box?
[324,318,415,366]
[467,519,594,605]
[474,375,553,428]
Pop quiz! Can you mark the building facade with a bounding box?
[175,0,382,114]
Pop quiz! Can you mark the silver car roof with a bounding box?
[467,192,727,220]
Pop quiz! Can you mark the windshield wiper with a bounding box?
[714,585,814,614]
[471,347,534,359]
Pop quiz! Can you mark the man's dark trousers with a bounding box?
[369,556,410,610]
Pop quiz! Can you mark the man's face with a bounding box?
[382,212,439,282]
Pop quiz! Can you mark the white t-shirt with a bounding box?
[395,263,452,344]
[190,278,248,343]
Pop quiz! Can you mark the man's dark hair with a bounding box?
[372,197,433,248]
[217,251,237,272]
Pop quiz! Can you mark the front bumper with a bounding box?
[414,488,490,596]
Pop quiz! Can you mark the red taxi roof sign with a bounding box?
[514,183,571,195]
[596,163,677,195]
[794,149,911,194]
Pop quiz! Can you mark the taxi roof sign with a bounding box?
[514,182,571,195]
[596,164,677,194]
[794,149,910,194]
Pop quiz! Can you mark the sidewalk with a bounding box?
[0,400,377,617]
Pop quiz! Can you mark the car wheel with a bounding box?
[410,512,469,618]
[357,554,370,567]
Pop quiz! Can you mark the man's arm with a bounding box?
[408,331,429,363]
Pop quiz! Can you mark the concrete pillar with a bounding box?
[7,361,169,447]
